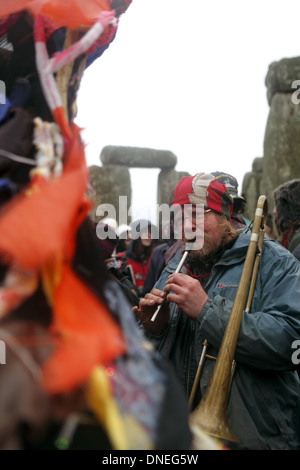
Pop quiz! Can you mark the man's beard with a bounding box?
[182,215,238,264]
[185,234,222,263]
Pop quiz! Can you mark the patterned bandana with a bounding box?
[171,172,233,220]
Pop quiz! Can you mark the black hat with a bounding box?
[273,179,300,233]
[211,171,246,202]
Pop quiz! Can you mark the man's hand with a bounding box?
[132,288,170,335]
[164,273,208,318]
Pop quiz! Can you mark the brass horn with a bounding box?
[189,195,268,444]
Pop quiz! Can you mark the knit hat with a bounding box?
[211,171,246,202]
[171,172,233,220]
[273,179,300,233]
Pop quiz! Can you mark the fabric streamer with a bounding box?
[0,0,198,451]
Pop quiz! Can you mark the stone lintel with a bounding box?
[100,145,177,169]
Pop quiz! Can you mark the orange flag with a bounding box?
[0,126,88,269]
[42,264,126,394]
[0,0,110,27]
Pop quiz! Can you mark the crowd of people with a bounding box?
[1,0,300,453]
[132,172,300,450]
[88,170,300,450]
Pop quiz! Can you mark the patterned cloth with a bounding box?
[171,172,233,220]
[0,0,196,451]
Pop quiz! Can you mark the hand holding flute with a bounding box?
[132,287,170,336]
[150,250,189,322]
[132,250,208,335]
[132,250,189,335]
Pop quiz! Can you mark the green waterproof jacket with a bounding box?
[142,230,300,450]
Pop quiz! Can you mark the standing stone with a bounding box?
[263,57,300,209]
[156,169,190,231]
[242,157,264,220]
[88,146,191,228]
[157,169,190,207]
[263,93,300,208]
[242,56,300,216]
[88,165,131,224]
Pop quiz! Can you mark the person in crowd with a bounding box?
[94,220,140,306]
[95,217,118,259]
[0,3,197,451]
[133,172,300,450]
[211,171,249,229]
[273,179,300,260]
[143,171,247,297]
[265,213,277,240]
[124,219,158,297]
[116,224,132,256]
[142,221,177,296]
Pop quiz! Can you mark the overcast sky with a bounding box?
[75,0,300,225]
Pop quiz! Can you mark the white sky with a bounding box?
[75,0,300,225]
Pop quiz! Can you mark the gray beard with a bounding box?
[186,236,222,263]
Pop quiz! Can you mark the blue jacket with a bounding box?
[142,230,300,449]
